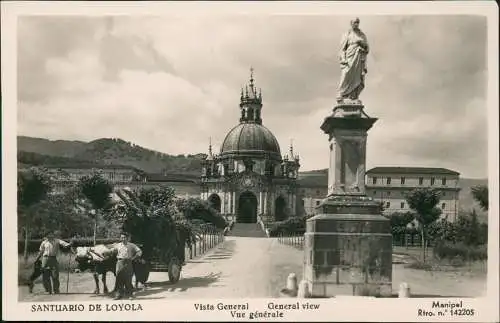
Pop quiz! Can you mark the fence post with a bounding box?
[202,232,205,253]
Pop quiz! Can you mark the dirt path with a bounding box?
[19,237,300,301]
[18,237,486,301]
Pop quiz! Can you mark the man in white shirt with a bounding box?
[112,232,142,299]
[35,231,72,294]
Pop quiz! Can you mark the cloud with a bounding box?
[17,15,488,178]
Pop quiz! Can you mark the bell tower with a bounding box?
[239,67,263,125]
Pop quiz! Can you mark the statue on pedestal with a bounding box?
[336,18,369,104]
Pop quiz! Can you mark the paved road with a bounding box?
[19,236,486,302]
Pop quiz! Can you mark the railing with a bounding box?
[277,232,305,250]
[392,233,432,248]
[276,232,427,250]
[184,226,225,260]
[257,214,270,237]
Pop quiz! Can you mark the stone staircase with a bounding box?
[228,223,268,238]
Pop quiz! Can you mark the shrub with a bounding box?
[405,261,433,271]
[433,241,487,262]
[268,216,306,237]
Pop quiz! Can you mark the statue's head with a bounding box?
[350,17,360,31]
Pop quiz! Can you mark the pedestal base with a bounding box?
[303,195,393,298]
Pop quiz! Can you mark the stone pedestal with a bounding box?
[303,103,392,298]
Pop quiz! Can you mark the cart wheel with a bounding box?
[168,257,182,284]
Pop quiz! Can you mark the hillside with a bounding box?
[298,168,489,222]
[17,136,489,222]
[17,136,205,175]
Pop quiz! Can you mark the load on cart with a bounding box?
[113,185,228,285]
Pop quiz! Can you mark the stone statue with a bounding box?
[336,18,369,104]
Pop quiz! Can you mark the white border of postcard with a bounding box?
[2,1,499,322]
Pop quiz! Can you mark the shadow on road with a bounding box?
[202,240,236,261]
[135,272,222,298]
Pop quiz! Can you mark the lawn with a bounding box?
[393,246,487,277]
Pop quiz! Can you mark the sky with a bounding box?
[17,15,489,178]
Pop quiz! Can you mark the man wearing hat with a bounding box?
[112,232,142,300]
[35,231,72,294]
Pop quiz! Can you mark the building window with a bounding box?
[430,178,435,186]
[401,177,405,185]
[373,191,377,195]
[441,203,446,210]
[386,191,391,197]
[302,200,305,206]
[386,201,391,208]
[387,177,391,185]
[315,200,321,206]
[400,202,405,209]
[419,177,423,185]
[372,177,377,185]
[442,192,446,197]
[442,178,446,185]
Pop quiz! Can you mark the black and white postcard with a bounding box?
[2,1,498,322]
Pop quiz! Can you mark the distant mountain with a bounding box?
[17,136,88,157]
[17,136,206,175]
[298,168,489,222]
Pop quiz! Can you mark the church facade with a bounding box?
[200,70,300,224]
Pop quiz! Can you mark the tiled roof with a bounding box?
[366,167,459,176]
[44,164,141,171]
[145,173,198,183]
[297,174,328,187]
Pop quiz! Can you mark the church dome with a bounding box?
[220,123,282,160]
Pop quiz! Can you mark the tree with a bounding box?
[453,209,481,246]
[471,185,488,211]
[78,173,114,245]
[468,209,481,246]
[18,167,52,261]
[175,197,227,230]
[405,188,442,262]
[385,212,415,245]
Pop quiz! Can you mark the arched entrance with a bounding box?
[208,194,221,213]
[275,196,287,221]
[237,192,258,223]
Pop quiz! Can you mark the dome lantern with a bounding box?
[239,67,263,125]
